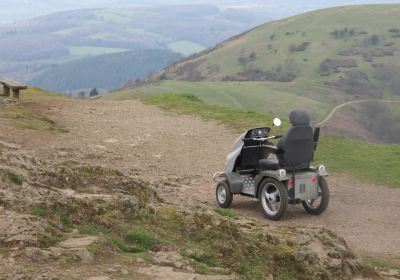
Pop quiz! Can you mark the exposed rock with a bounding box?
[0,140,21,150]
[24,247,50,261]
[58,236,98,248]
[137,265,239,280]
[71,248,94,263]
[0,210,44,246]
[119,194,139,213]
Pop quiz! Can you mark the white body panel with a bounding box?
[224,132,246,172]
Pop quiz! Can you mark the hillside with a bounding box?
[154,4,400,98]
[29,49,181,93]
[3,88,387,280]
[113,4,400,142]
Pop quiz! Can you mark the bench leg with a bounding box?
[4,86,10,97]
[12,89,19,99]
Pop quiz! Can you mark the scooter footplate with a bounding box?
[241,176,256,195]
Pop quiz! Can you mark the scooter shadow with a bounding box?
[230,197,316,223]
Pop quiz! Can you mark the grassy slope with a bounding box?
[165,4,400,89]
[110,5,400,123]
[106,80,342,121]
[143,93,400,188]
[0,88,70,132]
[110,5,400,121]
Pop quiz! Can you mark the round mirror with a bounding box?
[273,118,282,127]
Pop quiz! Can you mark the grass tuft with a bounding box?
[7,171,26,185]
[60,213,73,228]
[79,224,111,235]
[30,206,48,217]
[111,231,161,253]
[214,208,236,218]
[125,231,161,250]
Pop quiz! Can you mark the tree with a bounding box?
[89,88,99,97]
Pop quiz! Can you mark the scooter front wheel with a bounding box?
[216,181,233,208]
[258,178,288,221]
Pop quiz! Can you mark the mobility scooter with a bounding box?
[213,110,329,220]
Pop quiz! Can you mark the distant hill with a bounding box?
[0,4,265,88]
[28,49,181,93]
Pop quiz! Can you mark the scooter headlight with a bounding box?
[277,169,287,178]
[318,165,326,174]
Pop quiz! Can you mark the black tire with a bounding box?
[258,178,288,221]
[302,176,329,215]
[216,181,233,208]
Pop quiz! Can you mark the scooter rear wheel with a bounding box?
[302,177,329,215]
[216,181,233,208]
[258,178,288,221]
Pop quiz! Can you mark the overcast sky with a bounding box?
[1,0,399,23]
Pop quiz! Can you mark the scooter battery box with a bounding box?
[292,172,319,201]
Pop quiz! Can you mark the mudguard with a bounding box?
[220,172,243,194]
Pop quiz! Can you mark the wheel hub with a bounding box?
[261,184,280,216]
[217,186,226,203]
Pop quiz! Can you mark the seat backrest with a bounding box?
[277,110,314,170]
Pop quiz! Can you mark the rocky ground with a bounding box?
[0,93,399,279]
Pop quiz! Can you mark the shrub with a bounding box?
[288,42,310,52]
[363,34,380,46]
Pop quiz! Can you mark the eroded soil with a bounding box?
[1,97,399,278]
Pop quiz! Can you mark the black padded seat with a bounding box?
[277,110,314,171]
[258,159,280,170]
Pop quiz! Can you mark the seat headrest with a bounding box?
[289,110,310,126]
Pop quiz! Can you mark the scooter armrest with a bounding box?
[262,145,280,154]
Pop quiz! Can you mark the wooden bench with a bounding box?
[0,79,27,99]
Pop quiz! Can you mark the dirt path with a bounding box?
[4,98,400,261]
[315,99,400,127]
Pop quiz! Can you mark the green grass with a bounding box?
[316,135,400,187]
[30,206,48,217]
[68,46,130,57]
[7,171,26,185]
[79,224,111,235]
[125,231,161,250]
[107,80,338,122]
[363,256,400,270]
[167,40,205,56]
[60,213,73,228]
[143,93,400,188]
[144,93,283,132]
[157,5,400,100]
[214,208,237,218]
[111,231,161,253]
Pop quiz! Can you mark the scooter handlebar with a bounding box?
[251,135,283,141]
